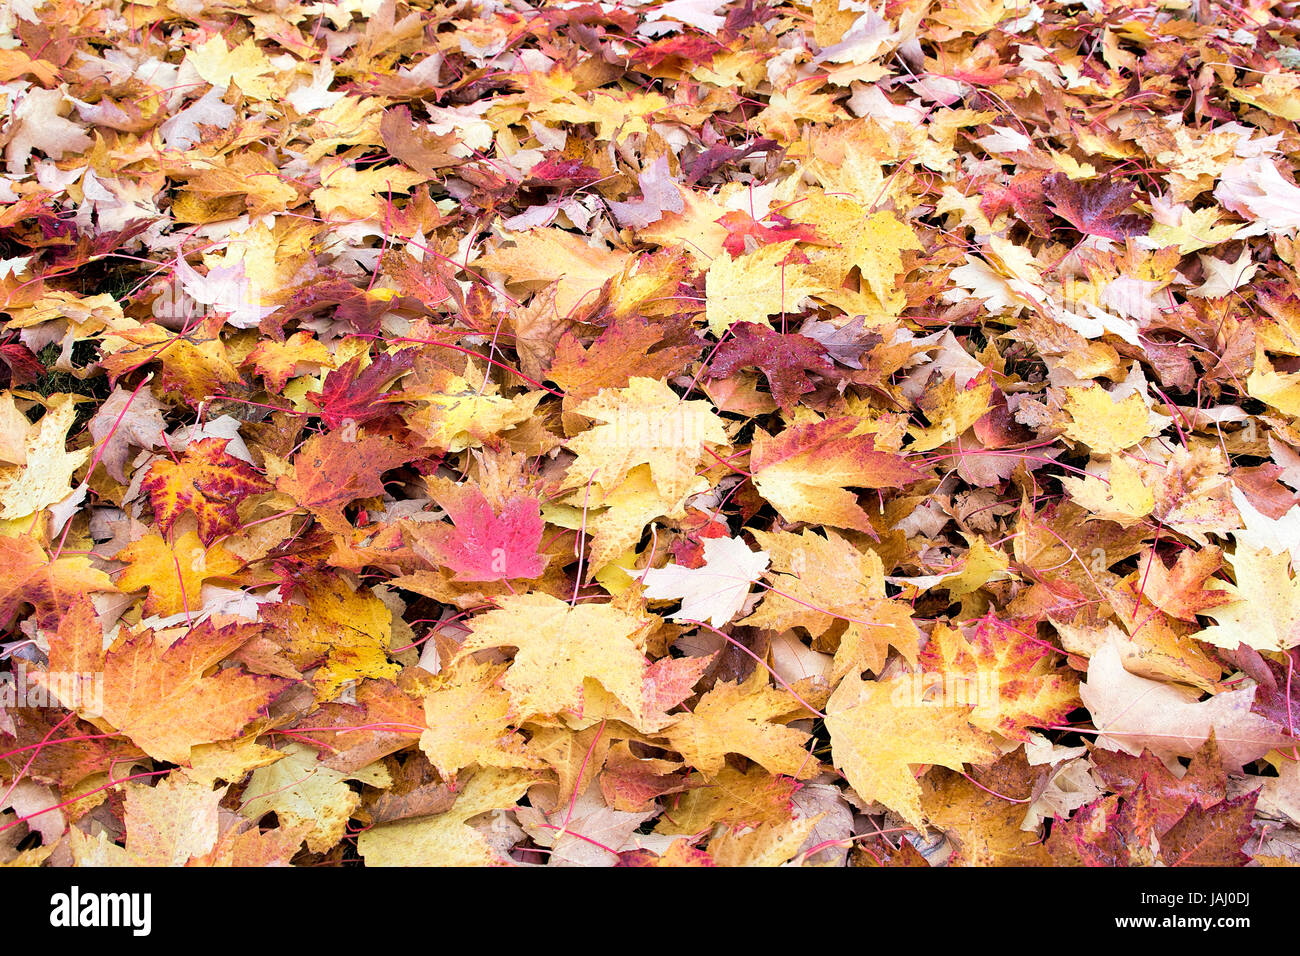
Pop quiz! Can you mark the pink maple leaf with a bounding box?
[423,484,547,582]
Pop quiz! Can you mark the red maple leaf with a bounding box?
[1090,739,1228,834]
[685,138,779,185]
[0,342,43,386]
[716,211,823,257]
[629,34,724,69]
[669,507,731,568]
[525,155,603,189]
[979,170,1051,236]
[265,273,391,337]
[706,321,832,410]
[1222,645,1300,737]
[1158,791,1259,867]
[307,351,415,430]
[1044,173,1148,240]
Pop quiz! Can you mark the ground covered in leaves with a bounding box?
[2,0,1300,867]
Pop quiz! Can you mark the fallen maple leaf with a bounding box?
[418,659,541,778]
[272,431,415,534]
[548,314,701,406]
[38,610,289,763]
[705,322,833,411]
[413,479,546,582]
[0,535,116,631]
[917,617,1079,741]
[825,671,998,828]
[88,386,167,484]
[305,350,414,430]
[561,376,728,502]
[1079,639,1289,770]
[454,593,653,721]
[704,240,818,335]
[239,742,390,853]
[1197,544,1300,653]
[357,768,535,866]
[141,437,270,545]
[116,530,244,617]
[663,671,817,779]
[1132,546,1231,622]
[0,394,88,520]
[751,418,925,534]
[742,527,918,677]
[1044,173,1148,240]
[641,534,769,627]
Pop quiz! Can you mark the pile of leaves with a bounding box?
[2,0,1300,867]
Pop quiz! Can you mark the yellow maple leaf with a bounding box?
[918,620,1080,741]
[742,528,919,677]
[825,672,997,828]
[707,815,821,867]
[930,0,1013,36]
[243,331,334,392]
[240,743,390,853]
[404,362,542,454]
[117,530,243,617]
[262,575,400,700]
[829,600,923,682]
[908,376,993,452]
[1198,545,1300,652]
[0,391,33,467]
[655,766,799,835]
[75,618,288,764]
[100,322,242,402]
[803,121,896,206]
[750,417,924,534]
[1061,386,1158,454]
[419,659,543,778]
[120,771,225,866]
[1146,206,1241,254]
[704,240,819,335]
[920,763,1053,866]
[1247,348,1300,417]
[455,593,652,720]
[300,95,388,165]
[663,673,818,779]
[184,151,300,217]
[638,187,730,264]
[1227,73,1300,122]
[563,463,704,577]
[186,736,286,787]
[0,535,116,631]
[187,36,277,101]
[311,161,428,221]
[358,768,535,866]
[756,86,848,140]
[1060,456,1155,523]
[560,377,728,503]
[1131,443,1238,543]
[0,394,88,520]
[518,722,612,810]
[536,90,668,142]
[800,196,922,313]
[943,533,1012,599]
[474,228,632,319]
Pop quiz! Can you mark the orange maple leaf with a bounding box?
[39,600,289,763]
